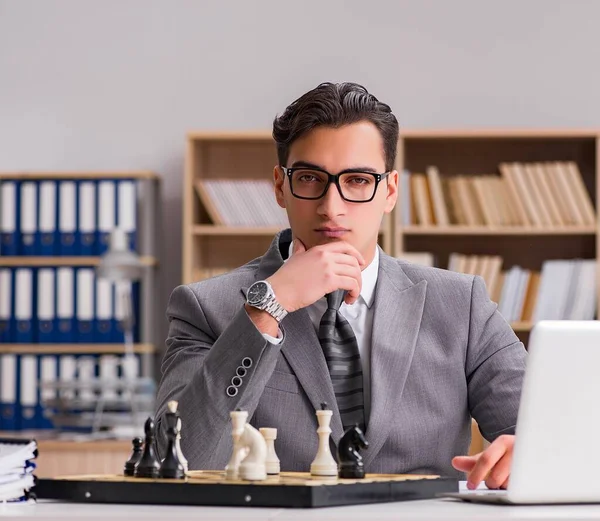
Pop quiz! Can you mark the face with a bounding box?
[274,121,398,265]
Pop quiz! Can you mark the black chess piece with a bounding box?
[337,424,369,479]
[134,417,161,478]
[159,408,185,479]
[124,437,143,476]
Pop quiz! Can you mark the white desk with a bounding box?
[3,483,600,521]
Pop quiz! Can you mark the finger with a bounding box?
[500,476,510,490]
[332,266,362,304]
[292,238,306,255]
[451,455,478,473]
[316,242,365,267]
[484,452,512,490]
[336,276,361,302]
[466,443,507,490]
[329,253,362,270]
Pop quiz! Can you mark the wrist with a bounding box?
[245,303,279,337]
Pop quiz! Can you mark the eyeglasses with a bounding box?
[281,166,390,203]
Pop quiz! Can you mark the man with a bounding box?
[155,82,526,490]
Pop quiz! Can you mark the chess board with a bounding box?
[35,471,458,508]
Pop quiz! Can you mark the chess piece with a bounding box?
[175,417,188,474]
[159,404,185,479]
[238,423,267,481]
[337,424,369,479]
[124,437,143,476]
[310,402,337,477]
[134,417,161,478]
[225,409,249,480]
[259,428,280,475]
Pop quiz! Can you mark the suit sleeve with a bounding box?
[154,285,284,469]
[465,276,527,442]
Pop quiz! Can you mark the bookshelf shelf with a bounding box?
[0,256,158,267]
[511,322,534,333]
[401,226,597,236]
[0,171,159,180]
[0,344,156,355]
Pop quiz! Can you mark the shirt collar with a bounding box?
[286,241,379,309]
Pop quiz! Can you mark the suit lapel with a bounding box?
[363,252,427,467]
[240,229,344,443]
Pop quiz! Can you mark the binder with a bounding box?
[0,354,18,430]
[77,356,96,402]
[76,268,95,343]
[39,355,58,429]
[98,180,116,255]
[56,267,75,343]
[38,181,58,256]
[14,269,34,344]
[19,355,38,430]
[99,354,119,401]
[19,182,38,256]
[0,269,12,343]
[37,268,57,343]
[0,181,19,256]
[78,181,97,256]
[58,354,77,401]
[58,181,77,256]
[114,280,132,344]
[117,180,137,252]
[96,278,114,343]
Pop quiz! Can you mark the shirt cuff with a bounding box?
[262,329,284,345]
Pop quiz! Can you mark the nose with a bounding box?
[317,180,346,218]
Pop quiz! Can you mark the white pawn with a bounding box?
[175,417,188,474]
[259,427,280,475]
[225,409,249,480]
[238,424,267,481]
[310,403,337,477]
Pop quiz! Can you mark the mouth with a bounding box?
[315,227,350,239]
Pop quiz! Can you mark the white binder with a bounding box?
[0,269,11,342]
[37,268,56,342]
[39,181,57,254]
[59,181,77,254]
[78,181,97,254]
[19,355,37,429]
[56,267,75,342]
[98,181,116,251]
[0,181,18,254]
[76,268,95,341]
[14,269,33,342]
[19,182,37,254]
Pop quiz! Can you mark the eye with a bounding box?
[298,174,320,183]
[344,175,372,185]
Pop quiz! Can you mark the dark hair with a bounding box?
[272,82,399,171]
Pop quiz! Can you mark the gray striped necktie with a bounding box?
[318,290,366,433]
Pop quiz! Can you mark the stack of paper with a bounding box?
[0,439,37,503]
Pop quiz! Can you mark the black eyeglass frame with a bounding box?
[280,166,391,203]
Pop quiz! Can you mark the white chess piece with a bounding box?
[259,427,280,475]
[238,424,267,481]
[310,406,337,477]
[175,417,188,474]
[225,410,249,480]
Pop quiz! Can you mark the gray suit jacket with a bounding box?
[155,229,526,477]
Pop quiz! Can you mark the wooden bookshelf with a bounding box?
[0,344,155,355]
[0,256,158,267]
[182,132,393,284]
[395,129,600,342]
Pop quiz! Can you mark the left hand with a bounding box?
[451,434,514,490]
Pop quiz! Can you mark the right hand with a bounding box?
[267,238,366,313]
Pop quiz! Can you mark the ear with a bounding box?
[273,166,286,209]
[383,170,399,214]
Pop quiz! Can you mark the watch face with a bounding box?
[247,281,269,305]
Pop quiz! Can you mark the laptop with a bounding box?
[441,320,600,504]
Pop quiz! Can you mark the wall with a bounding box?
[1,0,599,351]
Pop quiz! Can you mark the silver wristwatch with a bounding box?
[246,280,288,323]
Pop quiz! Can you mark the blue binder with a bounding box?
[0,181,19,256]
[77,181,98,256]
[95,278,114,343]
[98,180,116,255]
[58,181,77,256]
[37,268,57,343]
[0,268,13,343]
[0,354,18,431]
[19,355,38,430]
[56,267,76,343]
[38,181,58,256]
[76,268,95,343]
[14,269,34,344]
[19,181,38,256]
[38,355,58,429]
[117,179,137,252]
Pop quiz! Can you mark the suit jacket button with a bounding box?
[236,366,247,378]
[231,376,243,388]
[226,385,238,397]
[241,357,253,368]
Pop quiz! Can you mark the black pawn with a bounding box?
[124,437,143,476]
[159,409,185,479]
[134,417,161,478]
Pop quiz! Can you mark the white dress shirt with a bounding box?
[260,244,380,423]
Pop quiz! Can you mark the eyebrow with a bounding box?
[289,161,379,174]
